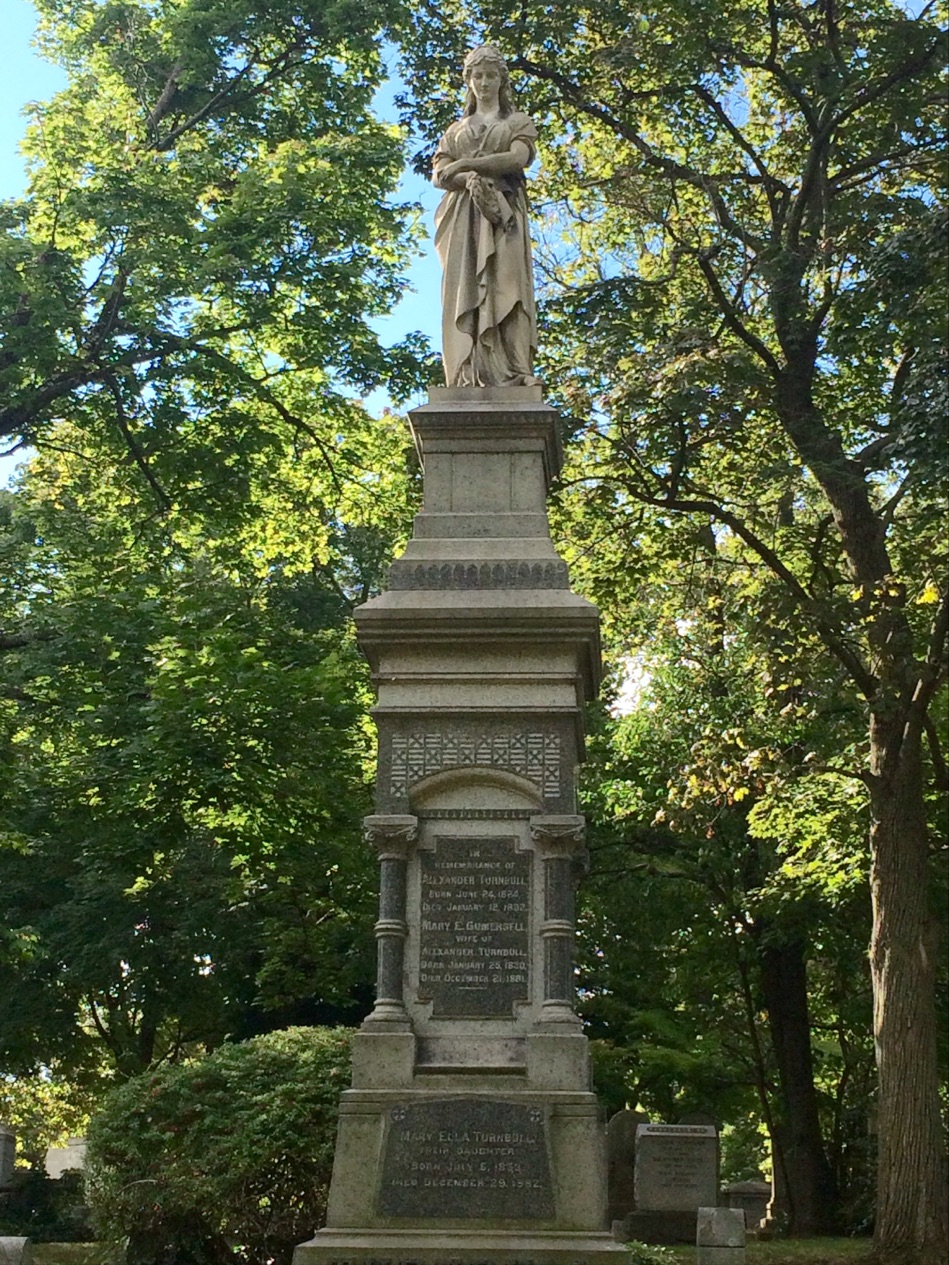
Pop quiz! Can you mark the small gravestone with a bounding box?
[0,1127,14,1186]
[0,1239,32,1265]
[635,1123,718,1210]
[607,1109,649,1225]
[697,1206,745,1264]
[617,1122,719,1243]
[44,1136,86,1179]
[723,1179,771,1229]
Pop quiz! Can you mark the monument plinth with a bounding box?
[293,390,625,1263]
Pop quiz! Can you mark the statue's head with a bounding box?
[463,44,514,117]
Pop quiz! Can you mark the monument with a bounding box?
[0,1127,14,1187]
[618,1122,720,1244]
[293,46,626,1264]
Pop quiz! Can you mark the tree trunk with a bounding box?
[773,356,947,1263]
[869,718,948,1265]
[758,931,840,1235]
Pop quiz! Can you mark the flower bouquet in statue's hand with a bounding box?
[466,171,510,228]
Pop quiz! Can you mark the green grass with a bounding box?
[658,1238,874,1264]
[30,1247,120,1265]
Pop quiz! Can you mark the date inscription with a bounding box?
[418,837,530,1018]
[378,1098,554,1221]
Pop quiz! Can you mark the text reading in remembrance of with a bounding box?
[418,836,529,1018]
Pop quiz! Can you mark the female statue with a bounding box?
[432,45,539,388]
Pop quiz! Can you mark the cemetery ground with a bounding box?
[26,1238,877,1265]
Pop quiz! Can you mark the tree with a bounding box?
[0,0,427,1081]
[576,605,875,1233]
[84,1026,354,1265]
[0,0,427,476]
[0,454,389,1078]
[398,3,947,1258]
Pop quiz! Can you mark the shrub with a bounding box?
[0,1168,94,1242]
[84,1026,354,1265]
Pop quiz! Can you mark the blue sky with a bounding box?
[0,1,443,484]
[0,0,67,201]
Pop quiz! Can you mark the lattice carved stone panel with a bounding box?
[374,715,579,814]
[390,730,561,799]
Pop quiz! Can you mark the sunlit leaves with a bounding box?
[1,0,430,479]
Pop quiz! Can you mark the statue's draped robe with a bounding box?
[433,112,538,387]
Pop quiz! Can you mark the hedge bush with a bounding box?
[84,1026,354,1265]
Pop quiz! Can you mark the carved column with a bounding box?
[362,814,417,1029]
[530,814,588,1027]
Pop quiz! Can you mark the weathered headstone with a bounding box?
[378,1098,555,1221]
[0,1127,14,1186]
[417,837,531,1017]
[44,1136,86,1179]
[679,1112,721,1183]
[697,1206,746,1265]
[607,1110,649,1225]
[615,1123,720,1244]
[0,1238,32,1265]
[723,1180,771,1230]
[635,1123,718,1211]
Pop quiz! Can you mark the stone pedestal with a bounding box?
[294,389,625,1263]
[696,1208,746,1265]
[0,1126,15,1187]
[0,1239,32,1265]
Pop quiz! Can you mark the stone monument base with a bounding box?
[297,389,621,1265]
[617,1209,698,1243]
[293,1227,629,1264]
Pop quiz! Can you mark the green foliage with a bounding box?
[0,1068,100,1165]
[0,403,416,1076]
[659,1244,873,1265]
[576,638,875,1222]
[0,1169,94,1244]
[0,0,430,465]
[83,1026,353,1265]
[0,0,425,1093]
[622,1245,681,1265]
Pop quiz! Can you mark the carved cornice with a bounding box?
[388,560,569,591]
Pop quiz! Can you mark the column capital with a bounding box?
[363,814,418,858]
[530,814,586,857]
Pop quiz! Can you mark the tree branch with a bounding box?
[513,58,768,252]
[696,253,782,374]
[144,58,185,136]
[832,35,944,134]
[104,376,172,513]
[152,61,256,151]
[0,628,55,652]
[626,480,878,697]
[150,42,308,152]
[691,82,789,221]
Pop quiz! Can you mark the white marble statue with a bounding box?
[432,45,540,388]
